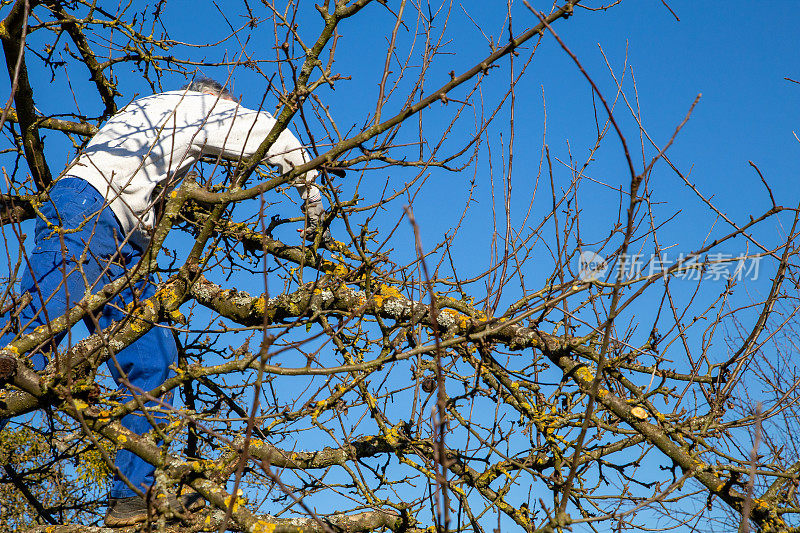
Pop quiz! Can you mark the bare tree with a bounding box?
[0,1,797,532]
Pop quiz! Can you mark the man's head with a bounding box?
[182,77,237,101]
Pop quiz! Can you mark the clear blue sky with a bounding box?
[18,0,800,258]
[2,1,799,530]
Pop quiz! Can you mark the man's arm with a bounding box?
[189,95,327,231]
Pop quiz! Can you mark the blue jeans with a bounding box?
[0,178,177,498]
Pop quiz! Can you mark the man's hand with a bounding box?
[298,223,334,248]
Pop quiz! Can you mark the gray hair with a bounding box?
[182,77,235,100]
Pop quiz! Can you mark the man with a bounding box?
[0,78,326,526]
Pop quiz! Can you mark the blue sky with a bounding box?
[17,0,799,255]
[2,1,799,530]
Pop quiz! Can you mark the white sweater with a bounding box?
[66,90,322,248]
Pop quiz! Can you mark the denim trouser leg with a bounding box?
[0,178,177,498]
[100,280,178,498]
